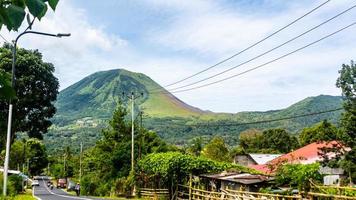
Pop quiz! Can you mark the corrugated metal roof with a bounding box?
[200,173,272,185]
[248,154,283,165]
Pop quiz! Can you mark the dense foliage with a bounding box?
[0,0,59,31]
[80,102,174,196]
[138,152,257,190]
[275,163,322,191]
[0,45,59,148]
[299,120,338,146]
[201,136,230,162]
[321,61,356,183]
[8,138,48,176]
[0,71,14,100]
[0,174,23,196]
[239,128,298,153]
[48,67,343,151]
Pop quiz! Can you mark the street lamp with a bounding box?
[3,30,70,196]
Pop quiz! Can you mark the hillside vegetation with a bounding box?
[46,69,343,153]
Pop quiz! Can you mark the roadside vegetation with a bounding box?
[0,0,355,198]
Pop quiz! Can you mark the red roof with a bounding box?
[249,141,349,174]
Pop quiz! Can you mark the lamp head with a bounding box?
[57,33,71,37]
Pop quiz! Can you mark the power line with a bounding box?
[147,107,343,128]
[167,4,356,92]
[161,21,356,94]
[0,34,9,43]
[152,0,331,91]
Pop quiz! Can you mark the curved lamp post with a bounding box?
[3,30,70,196]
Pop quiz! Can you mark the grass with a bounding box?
[13,194,36,200]
[8,190,36,200]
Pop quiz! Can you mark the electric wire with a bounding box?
[160,21,356,94]
[147,107,343,128]
[152,0,331,91]
[0,34,9,43]
[166,4,356,92]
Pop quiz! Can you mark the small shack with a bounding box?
[199,171,273,192]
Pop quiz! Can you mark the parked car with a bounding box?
[57,178,67,188]
[67,180,76,191]
[32,180,40,187]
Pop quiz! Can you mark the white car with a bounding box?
[32,180,40,187]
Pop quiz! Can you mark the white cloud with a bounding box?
[0,0,355,113]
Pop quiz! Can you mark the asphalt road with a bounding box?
[33,179,103,200]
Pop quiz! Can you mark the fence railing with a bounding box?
[140,188,169,199]
[177,185,302,200]
[309,181,356,199]
[142,184,356,200]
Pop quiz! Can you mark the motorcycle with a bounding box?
[50,184,54,190]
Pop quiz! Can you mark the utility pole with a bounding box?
[138,111,145,160]
[47,163,50,176]
[139,111,143,128]
[2,25,70,196]
[79,142,83,183]
[27,158,29,176]
[122,91,143,196]
[63,152,66,177]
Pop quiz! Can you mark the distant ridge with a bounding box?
[47,69,343,153]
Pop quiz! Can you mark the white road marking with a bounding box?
[33,186,42,200]
[41,180,92,200]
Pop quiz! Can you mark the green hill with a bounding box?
[46,69,343,153]
[54,69,204,125]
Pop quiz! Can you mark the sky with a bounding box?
[1,0,356,113]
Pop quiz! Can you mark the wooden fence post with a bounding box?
[189,174,192,200]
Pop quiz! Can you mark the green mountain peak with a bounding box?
[55,68,204,124]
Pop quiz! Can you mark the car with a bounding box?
[31,180,40,187]
[57,178,67,188]
[67,180,76,191]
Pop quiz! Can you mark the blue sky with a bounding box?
[1,0,356,113]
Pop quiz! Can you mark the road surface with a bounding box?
[33,179,103,200]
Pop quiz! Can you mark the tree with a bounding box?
[275,163,322,191]
[322,60,356,183]
[0,45,59,147]
[9,139,26,170]
[229,146,246,160]
[0,0,59,31]
[0,0,60,101]
[0,71,15,100]
[26,138,48,176]
[187,137,203,156]
[261,128,299,153]
[81,102,172,196]
[238,128,298,153]
[239,129,263,152]
[299,120,338,146]
[201,136,229,162]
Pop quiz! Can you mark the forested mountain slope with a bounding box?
[46,69,343,153]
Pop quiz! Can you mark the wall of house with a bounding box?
[234,155,256,166]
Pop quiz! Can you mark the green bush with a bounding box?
[81,174,98,196]
[0,174,24,196]
[275,163,322,191]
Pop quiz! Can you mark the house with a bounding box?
[198,171,273,192]
[319,166,345,186]
[234,154,282,166]
[249,141,350,185]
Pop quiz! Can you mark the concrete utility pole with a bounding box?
[2,21,70,195]
[123,91,143,196]
[79,142,83,183]
[123,92,143,172]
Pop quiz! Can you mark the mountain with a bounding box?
[46,69,343,153]
[54,69,204,126]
